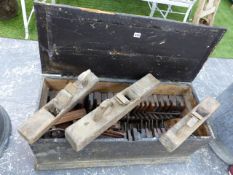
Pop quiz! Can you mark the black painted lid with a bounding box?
[34,2,226,82]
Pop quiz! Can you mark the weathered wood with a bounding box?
[24,2,225,169]
[193,0,221,26]
[39,81,49,108]
[65,74,160,152]
[34,2,225,82]
[32,138,208,170]
[18,70,99,144]
[30,77,213,170]
[46,79,71,91]
[55,109,86,125]
[159,97,220,152]
[102,130,124,138]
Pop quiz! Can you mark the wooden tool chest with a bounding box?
[31,2,226,170]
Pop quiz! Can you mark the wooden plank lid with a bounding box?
[34,2,226,82]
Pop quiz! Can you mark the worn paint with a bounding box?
[0,36,232,174]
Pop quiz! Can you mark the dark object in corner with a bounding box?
[209,83,233,164]
[229,165,233,175]
[0,0,18,20]
[0,105,11,158]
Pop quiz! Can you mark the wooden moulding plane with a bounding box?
[159,97,220,152]
[18,69,99,144]
[65,73,160,152]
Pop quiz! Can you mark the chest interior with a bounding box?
[39,77,211,141]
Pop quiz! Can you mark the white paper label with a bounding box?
[133,32,141,38]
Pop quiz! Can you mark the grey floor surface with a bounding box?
[0,37,233,175]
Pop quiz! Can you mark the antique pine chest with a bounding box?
[31,2,226,170]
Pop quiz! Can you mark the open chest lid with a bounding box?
[34,2,226,82]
